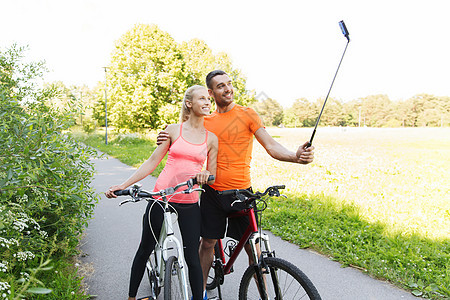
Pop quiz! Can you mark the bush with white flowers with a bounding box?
[1,45,98,298]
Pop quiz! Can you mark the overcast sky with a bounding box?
[3,0,449,107]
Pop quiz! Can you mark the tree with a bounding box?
[315,97,347,126]
[180,39,256,109]
[359,94,392,127]
[103,25,256,130]
[253,98,284,126]
[283,98,317,127]
[414,94,445,126]
[180,38,216,87]
[107,24,187,130]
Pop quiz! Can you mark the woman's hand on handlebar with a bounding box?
[194,170,214,185]
[105,184,126,198]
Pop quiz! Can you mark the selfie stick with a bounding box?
[307,20,350,147]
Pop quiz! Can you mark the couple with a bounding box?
[105,70,315,300]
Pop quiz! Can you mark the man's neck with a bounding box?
[215,102,235,114]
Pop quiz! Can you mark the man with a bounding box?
[158,70,314,296]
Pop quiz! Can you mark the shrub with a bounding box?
[0,44,98,298]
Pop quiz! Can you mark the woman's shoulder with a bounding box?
[165,123,180,133]
[165,124,181,140]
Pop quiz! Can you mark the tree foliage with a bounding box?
[253,98,284,126]
[105,24,187,130]
[91,24,255,131]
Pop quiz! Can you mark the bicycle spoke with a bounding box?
[239,257,321,300]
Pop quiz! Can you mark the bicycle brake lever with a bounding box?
[119,198,140,206]
[231,193,248,207]
[183,188,204,194]
[119,199,132,206]
[230,199,242,207]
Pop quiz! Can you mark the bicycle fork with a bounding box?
[149,209,189,299]
[248,232,281,300]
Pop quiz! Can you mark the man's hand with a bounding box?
[194,170,213,185]
[156,130,170,145]
[296,142,315,164]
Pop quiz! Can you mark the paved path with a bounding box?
[80,156,420,300]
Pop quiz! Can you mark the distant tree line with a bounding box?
[254,94,449,128]
[40,23,448,130]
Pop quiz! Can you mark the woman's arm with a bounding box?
[206,132,218,184]
[105,126,175,198]
[194,131,218,185]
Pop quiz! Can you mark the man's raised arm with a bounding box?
[254,128,314,164]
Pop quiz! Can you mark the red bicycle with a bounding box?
[206,185,321,300]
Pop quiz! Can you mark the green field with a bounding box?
[72,127,450,299]
[252,127,449,240]
[252,127,449,299]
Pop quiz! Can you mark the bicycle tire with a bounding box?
[164,256,185,300]
[146,251,161,298]
[206,242,222,290]
[238,257,321,300]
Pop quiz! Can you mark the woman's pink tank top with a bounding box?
[153,123,208,204]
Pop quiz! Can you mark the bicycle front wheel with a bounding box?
[238,257,321,300]
[164,256,186,300]
[146,251,160,298]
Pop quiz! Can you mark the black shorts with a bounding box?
[200,184,257,241]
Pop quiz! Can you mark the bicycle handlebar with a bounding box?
[219,185,285,198]
[218,185,286,210]
[113,175,214,204]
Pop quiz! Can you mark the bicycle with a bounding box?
[114,175,214,300]
[206,185,322,300]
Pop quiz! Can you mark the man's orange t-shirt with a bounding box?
[204,104,264,191]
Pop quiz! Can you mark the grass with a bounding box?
[252,127,449,299]
[32,261,90,300]
[69,128,166,176]
[71,126,450,299]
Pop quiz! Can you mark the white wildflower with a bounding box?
[0,237,18,249]
[0,262,7,273]
[0,281,10,292]
[12,217,28,232]
[20,272,30,280]
[13,251,35,261]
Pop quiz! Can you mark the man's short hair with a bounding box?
[206,70,228,89]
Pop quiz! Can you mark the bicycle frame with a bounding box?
[208,185,321,300]
[146,197,189,299]
[215,207,274,276]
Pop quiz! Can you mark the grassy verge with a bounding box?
[32,261,90,300]
[69,128,166,176]
[263,194,449,299]
[72,127,449,299]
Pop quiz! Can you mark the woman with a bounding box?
[105,85,218,300]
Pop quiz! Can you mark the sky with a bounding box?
[2,0,450,107]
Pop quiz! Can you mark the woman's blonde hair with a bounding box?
[180,85,206,122]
